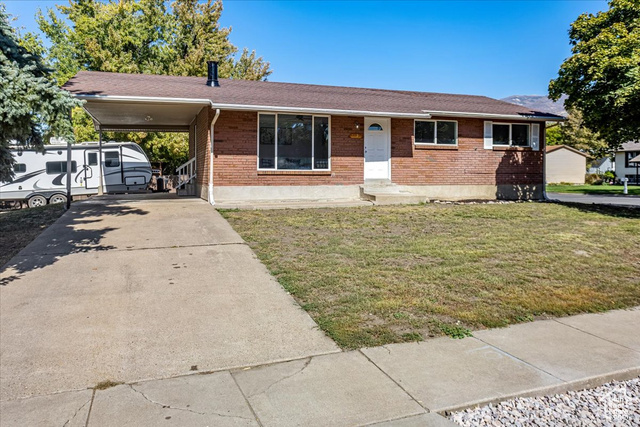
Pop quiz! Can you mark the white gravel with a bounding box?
[449,377,640,426]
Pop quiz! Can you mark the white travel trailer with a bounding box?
[0,141,152,207]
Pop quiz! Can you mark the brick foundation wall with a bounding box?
[194,108,545,189]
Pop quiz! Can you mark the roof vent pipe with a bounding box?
[207,61,220,87]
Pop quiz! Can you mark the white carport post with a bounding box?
[98,129,104,195]
[208,108,221,206]
[66,138,72,209]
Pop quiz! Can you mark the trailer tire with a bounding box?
[28,195,47,208]
[49,194,67,205]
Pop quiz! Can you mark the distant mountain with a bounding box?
[501,95,568,117]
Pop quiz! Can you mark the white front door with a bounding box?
[364,117,390,180]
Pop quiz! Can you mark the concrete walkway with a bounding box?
[2,308,638,426]
[2,195,639,426]
[548,192,640,207]
[0,195,338,401]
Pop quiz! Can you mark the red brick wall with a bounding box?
[391,117,544,186]
[212,111,365,186]
[195,107,211,187]
[197,109,544,187]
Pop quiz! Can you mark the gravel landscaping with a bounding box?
[450,377,640,426]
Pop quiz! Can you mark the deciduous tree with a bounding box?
[549,0,640,149]
[545,109,610,160]
[36,0,271,172]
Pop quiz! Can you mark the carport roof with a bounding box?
[63,71,565,122]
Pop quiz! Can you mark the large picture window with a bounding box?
[258,113,330,170]
[492,123,530,147]
[414,120,458,145]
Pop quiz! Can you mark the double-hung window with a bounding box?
[414,120,458,145]
[492,123,530,147]
[258,113,330,170]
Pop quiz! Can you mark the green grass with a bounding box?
[547,184,640,196]
[221,203,640,349]
[0,204,65,268]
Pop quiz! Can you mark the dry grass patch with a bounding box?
[0,204,65,268]
[220,202,640,349]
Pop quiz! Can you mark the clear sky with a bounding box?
[4,0,609,99]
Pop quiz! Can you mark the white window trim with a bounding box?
[414,119,459,146]
[491,123,531,147]
[257,112,331,171]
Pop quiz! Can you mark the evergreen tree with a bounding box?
[0,7,80,182]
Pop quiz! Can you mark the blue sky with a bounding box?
[4,0,609,99]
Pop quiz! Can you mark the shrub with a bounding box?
[585,173,604,185]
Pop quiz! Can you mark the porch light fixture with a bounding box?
[145,115,153,122]
[354,121,362,130]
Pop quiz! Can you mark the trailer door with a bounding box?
[84,150,100,189]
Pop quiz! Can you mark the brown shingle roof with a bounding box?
[545,144,591,158]
[620,142,640,152]
[63,71,564,119]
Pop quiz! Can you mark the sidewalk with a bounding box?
[2,307,638,426]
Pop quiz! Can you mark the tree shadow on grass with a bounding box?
[551,201,640,219]
[0,200,149,286]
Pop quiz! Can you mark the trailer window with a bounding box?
[104,152,120,168]
[88,153,98,166]
[46,161,77,174]
[13,163,26,173]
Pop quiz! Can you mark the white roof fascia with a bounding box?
[422,110,565,121]
[210,103,433,118]
[75,94,212,105]
[74,94,432,118]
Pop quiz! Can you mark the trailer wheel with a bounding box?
[49,194,67,205]
[28,195,47,208]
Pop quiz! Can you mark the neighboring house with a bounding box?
[587,157,614,175]
[545,145,590,184]
[62,63,564,204]
[614,142,640,184]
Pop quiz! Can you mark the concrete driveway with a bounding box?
[0,194,338,401]
[548,192,640,207]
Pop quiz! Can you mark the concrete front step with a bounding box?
[176,183,196,197]
[360,183,428,205]
[364,193,428,205]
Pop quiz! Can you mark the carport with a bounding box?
[67,65,223,204]
[77,95,215,203]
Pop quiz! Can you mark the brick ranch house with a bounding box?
[63,63,564,204]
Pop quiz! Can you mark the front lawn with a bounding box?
[547,184,640,196]
[0,204,65,268]
[221,203,640,349]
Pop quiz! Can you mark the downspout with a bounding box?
[208,107,221,205]
[542,144,549,201]
[542,122,552,202]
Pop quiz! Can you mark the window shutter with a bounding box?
[484,121,493,149]
[531,123,540,151]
